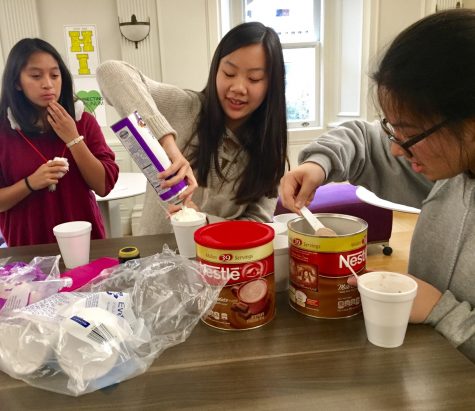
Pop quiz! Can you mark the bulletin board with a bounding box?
[64,25,106,126]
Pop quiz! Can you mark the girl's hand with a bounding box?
[159,134,198,202]
[27,161,69,190]
[46,101,80,144]
[279,162,327,213]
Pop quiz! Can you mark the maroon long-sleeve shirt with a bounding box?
[0,112,119,246]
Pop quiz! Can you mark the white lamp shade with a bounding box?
[119,24,150,42]
[119,15,150,47]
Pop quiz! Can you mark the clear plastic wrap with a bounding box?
[0,246,226,396]
[0,255,67,314]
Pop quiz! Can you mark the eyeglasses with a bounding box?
[380,118,449,157]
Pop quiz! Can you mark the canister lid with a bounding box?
[194,221,274,250]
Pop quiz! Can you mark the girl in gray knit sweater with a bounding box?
[280,10,475,362]
[97,22,287,234]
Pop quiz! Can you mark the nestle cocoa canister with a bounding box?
[288,213,367,318]
[194,221,275,330]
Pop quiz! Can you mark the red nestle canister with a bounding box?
[288,213,368,319]
[194,221,275,330]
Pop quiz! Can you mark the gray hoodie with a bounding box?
[300,120,475,362]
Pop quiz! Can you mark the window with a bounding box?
[222,0,321,129]
[221,0,367,145]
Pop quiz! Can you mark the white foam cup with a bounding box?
[358,271,418,348]
[53,221,92,268]
[0,321,57,376]
[265,222,287,236]
[171,212,207,258]
[273,234,289,292]
[273,213,299,233]
[56,307,129,383]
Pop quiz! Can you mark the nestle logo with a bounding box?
[339,250,366,269]
[292,238,302,246]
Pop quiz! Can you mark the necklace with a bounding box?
[15,129,66,162]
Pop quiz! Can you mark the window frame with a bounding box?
[223,0,322,129]
[220,0,368,158]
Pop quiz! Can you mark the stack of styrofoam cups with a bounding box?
[273,234,290,292]
[273,213,299,234]
[265,221,287,236]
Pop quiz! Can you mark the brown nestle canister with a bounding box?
[194,221,275,330]
[288,213,367,319]
[118,246,140,263]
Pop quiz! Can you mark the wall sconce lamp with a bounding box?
[119,14,150,49]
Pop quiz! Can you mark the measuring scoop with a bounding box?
[300,206,337,237]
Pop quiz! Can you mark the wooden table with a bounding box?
[1,234,474,410]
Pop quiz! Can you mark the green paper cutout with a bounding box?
[76,90,103,113]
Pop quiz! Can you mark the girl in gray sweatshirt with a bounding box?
[280,9,475,362]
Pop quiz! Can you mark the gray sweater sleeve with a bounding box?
[96,60,199,141]
[425,290,475,356]
[298,120,434,208]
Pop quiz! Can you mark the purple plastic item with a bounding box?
[0,261,47,281]
[0,262,29,277]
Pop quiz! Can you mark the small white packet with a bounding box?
[47,156,69,191]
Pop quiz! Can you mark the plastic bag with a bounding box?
[0,246,226,396]
[0,255,68,314]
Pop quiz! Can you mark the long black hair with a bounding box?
[188,22,287,204]
[373,9,475,132]
[0,38,75,133]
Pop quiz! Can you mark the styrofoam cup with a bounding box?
[273,234,289,292]
[265,222,287,236]
[57,307,127,383]
[0,321,57,376]
[171,212,207,258]
[273,213,299,233]
[53,221,92,268]
[358,271,418,348]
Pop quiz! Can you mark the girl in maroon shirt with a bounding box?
[0,38,119,246]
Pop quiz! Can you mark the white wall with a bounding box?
[36,0,122,63]
[156,0,213,89]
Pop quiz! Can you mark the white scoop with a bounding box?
[340,255,360,283]
[300,206,337,237]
